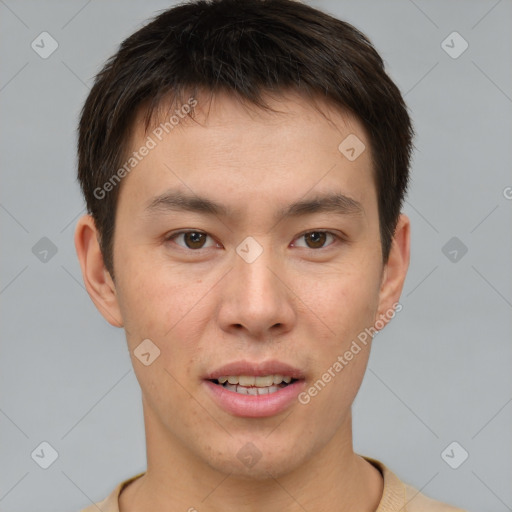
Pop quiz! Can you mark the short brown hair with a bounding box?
[78,0,413,278]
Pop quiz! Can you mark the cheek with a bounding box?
[296,261,381,345]
[115,254,199,338]
[296,261,380,404]
[115,256,215,387]
[115,262,206,413]
[115,265,166,337]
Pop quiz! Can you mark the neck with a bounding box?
[119,400,383,512]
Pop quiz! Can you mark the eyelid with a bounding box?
[164,229,220,249]
[163,228,346,251]
[291,229,343,249]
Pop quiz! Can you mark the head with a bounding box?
[75,0,412,480]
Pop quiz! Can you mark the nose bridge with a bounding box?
[234,236,282,305]
[218,235,293,335]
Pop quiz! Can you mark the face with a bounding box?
[77,91,409,480]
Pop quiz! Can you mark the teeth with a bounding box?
[216,374,293,386]
[256,375,273,386]
[239,375,256,386]
[224,383,281,395]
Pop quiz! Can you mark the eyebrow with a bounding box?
[144,189,364,222]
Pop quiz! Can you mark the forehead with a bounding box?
[130,89,371,161]
[117,90,376,222]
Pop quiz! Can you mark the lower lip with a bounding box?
[203,379,305,418]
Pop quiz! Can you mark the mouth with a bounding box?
[203,360,306,417]
[208,374,299,395]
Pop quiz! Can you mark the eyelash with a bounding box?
[163,229,344,251]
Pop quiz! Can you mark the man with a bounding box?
[75,0,466,510]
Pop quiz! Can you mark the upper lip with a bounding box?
[205,360,305,380]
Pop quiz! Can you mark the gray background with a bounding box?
[0,1,511,511]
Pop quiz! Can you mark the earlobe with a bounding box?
[74,214,124,328]
[375,214,410,329]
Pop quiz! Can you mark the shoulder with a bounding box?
[403,482,467,512]
[77,472,146,512]
[362,456,467,512]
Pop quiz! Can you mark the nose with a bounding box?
[216,240,296,341]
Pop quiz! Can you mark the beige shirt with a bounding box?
[79,457,466,512]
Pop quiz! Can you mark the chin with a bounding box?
[201,436,312,481]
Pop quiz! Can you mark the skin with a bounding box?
[75,90,410,512]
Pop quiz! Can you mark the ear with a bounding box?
[374,213,410,328]
[74,214,123,328]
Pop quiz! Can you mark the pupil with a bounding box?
[307,232,326,248]
[186,232,205,248]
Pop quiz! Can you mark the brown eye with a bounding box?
[183,232,207,249]
[167,231,216,250]
[304,231,328,249]
[294,231,337,250]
